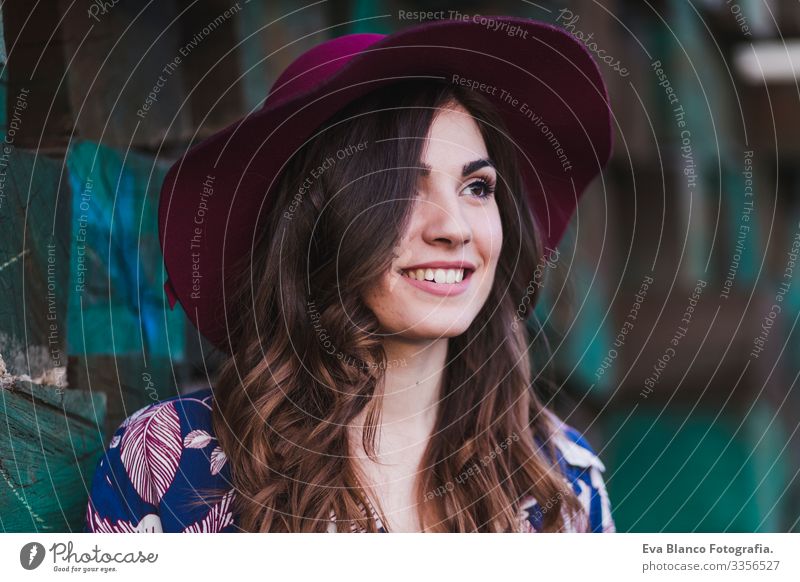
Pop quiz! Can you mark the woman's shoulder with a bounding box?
[521,408,615,533]
[107,386,230,490]
[85,388,237,533]
[542,408,607,473]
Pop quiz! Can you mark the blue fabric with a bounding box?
[85,388,615,533]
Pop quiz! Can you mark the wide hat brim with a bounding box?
[158,16,613,354]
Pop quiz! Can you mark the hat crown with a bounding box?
[266,33,385,107]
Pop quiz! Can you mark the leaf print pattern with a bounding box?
[121,404,149,430]
[135,514,164,532]
[85,503,136,532]
[184,429,214,449]
[565,478,592,532]
[517,494,539,531]
[86,503,163,533]
[553,431,606,472]
[589,465,616,532]
[209,446,227,475]
[182,489,236,532]
[120,401,182,506]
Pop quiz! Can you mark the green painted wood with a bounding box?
[348,0,392,34]
[743,403,790,532]
[533,223,615,397]
[603,408,789,532]
[0,147,71,380]
[236,0,332,113]
[0,5,6,63]
[65,139,186,360]
[0,4,7,132]
[0,381,106,532]
[236,0,272,112]
[0,68,6,136]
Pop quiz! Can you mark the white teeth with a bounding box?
[401,268,467,284]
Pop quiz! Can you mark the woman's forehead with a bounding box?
[421,107,490,172]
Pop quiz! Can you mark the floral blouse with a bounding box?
[84,388,615,533]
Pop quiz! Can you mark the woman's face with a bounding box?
[364,101,503,340]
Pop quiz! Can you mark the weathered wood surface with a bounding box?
[64,140,186,359]
[0,147,71,381]
[3,1,73,152]
[59,0,193,150]
[0,381,106,532]
[66,353,177,438]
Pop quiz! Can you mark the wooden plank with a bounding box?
[66,353,177,438]
[235,0,329,111]
[177,0,245,140]
[59,138,186,437]
[601,408,780,532]
[0,147,71,381]
[0,5,7,132]
[3,0,73,152]
[59,0,193,150]
[64,140,186,359]
[0,381,106,532]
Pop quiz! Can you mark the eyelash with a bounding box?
[464,176,496,199]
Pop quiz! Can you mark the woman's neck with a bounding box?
[351,336,448,441]
[377,336,447,431]
[347,337,448,532]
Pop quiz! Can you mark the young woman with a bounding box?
[85,16,615,533]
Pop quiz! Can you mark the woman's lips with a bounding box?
[400,269,473,297]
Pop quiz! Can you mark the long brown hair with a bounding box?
[209,79,586,532]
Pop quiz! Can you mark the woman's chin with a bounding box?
[390,318,473,340]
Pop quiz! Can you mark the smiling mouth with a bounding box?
[400,267,473,284]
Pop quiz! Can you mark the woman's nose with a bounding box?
[419,185,473,246]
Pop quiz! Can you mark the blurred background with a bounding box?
[1,0,799,532]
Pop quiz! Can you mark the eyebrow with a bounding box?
[418,158,495,178]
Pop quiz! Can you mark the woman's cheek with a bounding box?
[482,214,503,267]
[364,272,403,331]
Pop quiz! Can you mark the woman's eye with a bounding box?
[464,178,496,199]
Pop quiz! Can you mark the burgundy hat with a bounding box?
[158,16,613,354]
